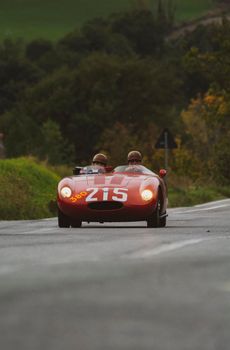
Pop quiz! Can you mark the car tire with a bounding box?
[147,199,160,228]
[160,214,167,227]
[58,208,70,228]
[71,220,82,228]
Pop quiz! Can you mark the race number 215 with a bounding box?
[86,188,128,202]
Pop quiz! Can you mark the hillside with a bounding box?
[0,0,216,41]
[0,158,60,220]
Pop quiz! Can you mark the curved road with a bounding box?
[0,199,230,350]
[167,12,230,40]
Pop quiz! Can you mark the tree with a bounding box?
[25,39,53,61]
[39,119,75,165]
[97,122,140,166]
[212,136,230,185]
[0,39,42,114]
[110,10,165,55]
[181,90,230,182]
[181,20,230,98]
[132,0,151,10]
[2,108,41,157]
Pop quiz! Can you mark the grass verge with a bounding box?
[0,157,60,220]
[169,185,230,208]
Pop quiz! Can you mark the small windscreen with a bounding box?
[80,165,106,175]
[113,165,155,175]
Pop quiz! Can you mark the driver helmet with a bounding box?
[92,153,108,166]
[127,150,142,164]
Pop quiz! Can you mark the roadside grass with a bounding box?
[166,171,229,207]
[0,0,216,41]
[169,185,230,208]
[0,157,60,220]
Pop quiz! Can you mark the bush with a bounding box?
[0,157,60,220]
[168,185,225,207]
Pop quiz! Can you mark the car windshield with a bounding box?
[80,165,106,175]
[113,165,155,175]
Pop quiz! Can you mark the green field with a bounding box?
[0,0,214,41]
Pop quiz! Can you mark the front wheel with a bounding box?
[58,208,71,228]
[160,213,167,227]
[146,200,160,228]
[71,219,82,228]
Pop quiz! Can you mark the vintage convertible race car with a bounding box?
[57,165,167,228]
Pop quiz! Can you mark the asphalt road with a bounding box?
[0,199,230,350]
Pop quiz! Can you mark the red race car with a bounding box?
[57,165,167,228]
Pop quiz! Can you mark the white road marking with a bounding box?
[174,204,229,214]
[0,227,57,235]
[0,266,20,276]
[129,238,206,259]
[0,240,206,272]
[219,282,230,292]
[21,228,56,234]
[194,198,230,208]
[170,199,230,214]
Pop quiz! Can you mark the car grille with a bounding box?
[88,201,123,210]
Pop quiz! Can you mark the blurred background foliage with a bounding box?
[0,0,230,191]
[0,0,219,41]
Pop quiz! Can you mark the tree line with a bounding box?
[0,4,229,185]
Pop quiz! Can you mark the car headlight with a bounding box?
[60,186,72,198]
[141,189,153,201]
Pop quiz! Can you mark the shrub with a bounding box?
[0,157,60,220]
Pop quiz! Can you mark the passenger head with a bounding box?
[127,151,142,165]
[92,153,108,167]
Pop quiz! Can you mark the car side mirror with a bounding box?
[73,167,82,175]
[159,169,167,178]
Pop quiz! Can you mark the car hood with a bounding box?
[58,173,161,207]
[68,173,158,190]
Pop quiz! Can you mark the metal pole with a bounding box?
[164,130,168,170]
[0,133,5,159]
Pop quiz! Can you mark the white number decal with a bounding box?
[86,188,98,202]
[86,188,128,202]
[102,188,109,201]
[112,188,128,202]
